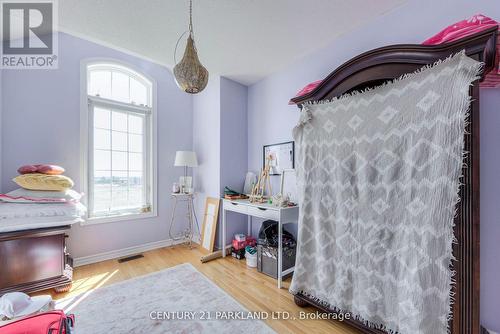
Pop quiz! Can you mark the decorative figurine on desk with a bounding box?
[250,154,273,203]
[172,182,180,193]
[271,193,290,207]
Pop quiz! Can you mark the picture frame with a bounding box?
[263,141,294,175]
[200,197,220,253]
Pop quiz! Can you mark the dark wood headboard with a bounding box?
[291,27,498,334]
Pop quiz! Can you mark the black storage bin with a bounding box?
[257,244,296,279]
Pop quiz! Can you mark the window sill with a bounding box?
[80,211,157,226]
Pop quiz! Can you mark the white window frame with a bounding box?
[80,58,157,225]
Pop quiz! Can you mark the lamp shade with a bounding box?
[174,151,198,167]
[173,35,209,94]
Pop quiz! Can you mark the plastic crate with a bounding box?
[257,244,296,279]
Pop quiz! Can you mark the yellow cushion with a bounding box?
[13,173,74,191]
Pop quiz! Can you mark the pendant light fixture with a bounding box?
[173,0,209,94]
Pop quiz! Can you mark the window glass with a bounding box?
[112,131,127,151]
[112,71,130,103]
[94,129,110,150]
[111,111,128,132]
[130,77,148,106]
[129,114,143,134]
[94,107,111,129]
[89,70,111,98]
[87,62,153,220]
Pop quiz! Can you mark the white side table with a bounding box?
[168,193,200,248]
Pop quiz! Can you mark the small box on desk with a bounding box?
[231,236,257,250]
[232,239,246,250]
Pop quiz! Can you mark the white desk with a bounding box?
[221,199,299,289]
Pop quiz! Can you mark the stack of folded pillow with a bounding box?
[0,164,86,232]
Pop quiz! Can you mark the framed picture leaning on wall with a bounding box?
[263,141,294,175]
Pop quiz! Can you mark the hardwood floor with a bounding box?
[35,244,359,334]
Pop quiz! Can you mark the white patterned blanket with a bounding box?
[290,52,482,334]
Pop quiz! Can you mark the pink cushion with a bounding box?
[294,80,322,97]
[422,14,497,45]
[289,80,322,105]
[17,165,39,174]
[17,164,65,175]
[423,14,500,89]
[37,165,65,175]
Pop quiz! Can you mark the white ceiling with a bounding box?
[58,0,406,85]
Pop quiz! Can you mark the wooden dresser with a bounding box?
[0,225,73,294]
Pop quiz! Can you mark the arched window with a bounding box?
[87,63,151,107]
[84,61,155,222]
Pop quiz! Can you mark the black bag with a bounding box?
[257,220,296,249]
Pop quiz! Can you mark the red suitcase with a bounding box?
[0,310,75,334]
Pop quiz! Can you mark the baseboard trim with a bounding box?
[73,238,186,267]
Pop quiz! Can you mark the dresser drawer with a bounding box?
[225,201,248,215]
[247,206,279,220]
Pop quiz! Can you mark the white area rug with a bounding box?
[56,263,275,334]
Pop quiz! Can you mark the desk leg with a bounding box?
[278,218,283,289]
[247,216,252,236]
[222,207,226,258]
[187,197,194,248]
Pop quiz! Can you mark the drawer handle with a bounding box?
[231,202,238,206]
[258,207,267,211]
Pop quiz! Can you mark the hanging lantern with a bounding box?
[173,0,209,94]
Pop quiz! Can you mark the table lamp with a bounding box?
[174,151,198,193]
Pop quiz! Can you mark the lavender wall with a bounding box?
[247,0,500,330]
[193,75,221,242]
[479,89,500,331]
[220,77,248,196]
[1,32,193,259]
[220,77,248,247]
[193,76,248,249]
[0,69,3,191]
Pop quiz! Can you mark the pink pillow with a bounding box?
[17,165,39,174]
[422,14,497,45]
[423,14,500,89]
[289,80,322,105]
[17,164,65,175]
[37,165,65,175]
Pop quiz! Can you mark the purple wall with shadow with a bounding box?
[193,76,248,249]
[193,75,222,243]
[479,89,500,331]
[220,77,248,247]
[0,69,3,187]
[247,0,500,330]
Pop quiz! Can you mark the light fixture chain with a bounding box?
[189,0,193,35]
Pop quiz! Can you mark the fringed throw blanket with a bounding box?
[290,52,482,334]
